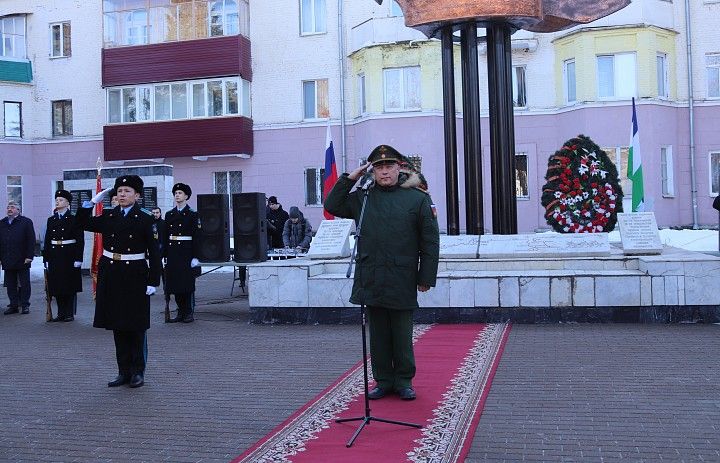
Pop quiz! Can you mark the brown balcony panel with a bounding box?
[103,117,253,161]
[102,35,251,87]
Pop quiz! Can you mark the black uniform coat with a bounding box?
[42,211,84,295]
[324,173,440,309]
[76,204,162,331]
[162,205,200,294]
[0,215,35,270]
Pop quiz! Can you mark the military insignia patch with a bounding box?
[431,204,437,218]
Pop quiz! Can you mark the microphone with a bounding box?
[359,172,375,190]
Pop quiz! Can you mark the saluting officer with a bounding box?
[76,175,161,389]
[164,182,201,323]
[43,190,84,322]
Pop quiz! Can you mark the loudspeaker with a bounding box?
[197,194,230,262]
[232,192,268,263]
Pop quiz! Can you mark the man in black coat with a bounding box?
[163,182,201,323]
[43,190,84,322]
[76,175,162,388]
[266,196,289,249]
[0,201,35,315]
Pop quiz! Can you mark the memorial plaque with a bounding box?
[477,233,611,258]
[307,219,354,259]
[69,189,92,214]
[616,212,662,255]
[140,187,157,209]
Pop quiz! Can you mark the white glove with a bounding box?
[73,261,82,268]
[44,262,48,269]
[145,286,156,296]
[190,258,200,268]
[92,187,114,204]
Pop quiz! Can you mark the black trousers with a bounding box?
[174,292,193,316]
[55,294,76,318]
[4,268,30,308]
[113,330,147,376]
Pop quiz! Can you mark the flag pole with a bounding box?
[91,157,103,299]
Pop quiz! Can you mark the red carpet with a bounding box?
[233,323,510,463]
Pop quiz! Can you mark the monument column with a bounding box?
[441,26,460,235]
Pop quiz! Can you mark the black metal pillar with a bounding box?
[460,22,484,235]
[486,23,518,234]
[441,27,460,235]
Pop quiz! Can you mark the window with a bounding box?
[708,54,720,99]
[512,66,527,107]
[107,77,250,124]
[604,146,632,202]
[300,0,326,35]
[657,53,668,98]
[50,22,71,58]
[358,74,367,115]
[213,171,242,194]
[303,79,329,120]
[7,175,22,209]
[563,59,576,103]
[660,146,674,196]
[515,153,529,198]
[711,152,720,195]
[390,1,404,17]
[383,66,421,111]
[1,15,27,59]
[209,0,240,37]
[52,100,73,137]
[305,167,325,206]
[3,101,21,137]
[125,9,149,45]
[597,53,636,99]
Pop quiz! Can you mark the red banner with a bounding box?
[90,173,103,298]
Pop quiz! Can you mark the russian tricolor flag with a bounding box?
[322,125,338,219]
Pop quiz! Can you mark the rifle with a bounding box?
[44,268,53,322]
[163,265,171,323]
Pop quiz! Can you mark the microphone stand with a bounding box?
[335,184,421,448]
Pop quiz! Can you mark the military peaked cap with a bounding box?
[368,144,402,165]
[55,189,73,202]
[114,175,144,193]
[172,182,192,199]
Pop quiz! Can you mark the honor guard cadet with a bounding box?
[163,182,201,323]
[76,175,161,388]
[43,190,84,322]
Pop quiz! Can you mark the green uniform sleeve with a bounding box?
[323,174,356,219]
[417,194,440,287]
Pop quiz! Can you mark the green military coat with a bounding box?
[324,173,440,309]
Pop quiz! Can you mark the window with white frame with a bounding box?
[125,9,149,45]
[1,15,27,59]
[107,77,251,124]
[603,146,632,202]
[214,171,242,194]
[358,74,367,115]
[303,79,329,120]
[657,53,668,98]
[52,100,73,136]
[7,175,22,209]
[3,101,21,137]
[383,66,421,112]
[563,59,576,104]
[390,1,404,17]
[50,22,71,58]
[300,0,326,35]
[209,0,240,37]
[512,66,527,107]
[305,167,325,206]
[660,146,674,196]
[515,152,529,198]
[711,152,720,195]
[707,54,720,98]
[597,53,637,99]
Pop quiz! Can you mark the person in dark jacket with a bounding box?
[324,144,440,401]
[42,190,84,322]
[266,196,289,249]
[0,201,36,315]
[282,206,313,251]
[76,175,162,388]
[163,183,201,323]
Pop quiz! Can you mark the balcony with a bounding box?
[349,16,426,54]
[0,59,32,83]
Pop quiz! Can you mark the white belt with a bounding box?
[102,250,146,261]
[51,239,76,245]
[169,236,192,241]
